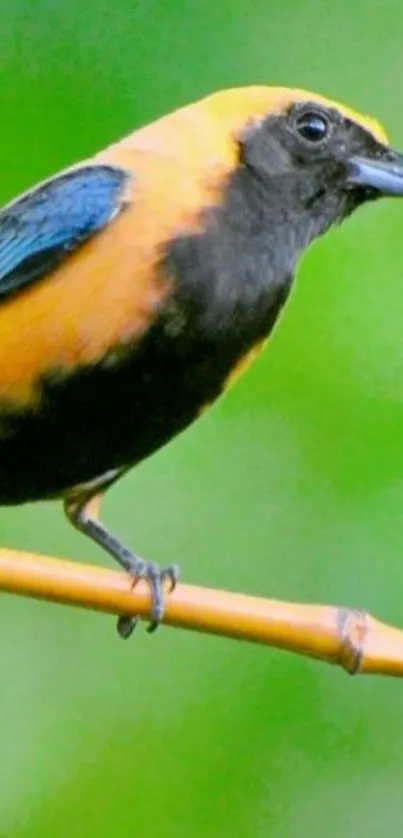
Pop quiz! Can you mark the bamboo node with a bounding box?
[337,608,368,674]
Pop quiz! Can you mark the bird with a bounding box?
[0,85,402,638]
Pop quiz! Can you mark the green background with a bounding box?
[1,1,403,836]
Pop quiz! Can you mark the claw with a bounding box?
[115,558,180,636]
[117,614,138,639]
[161,564,180,593]
[123,558,179,634]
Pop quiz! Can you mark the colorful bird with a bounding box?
[0,86,402,636]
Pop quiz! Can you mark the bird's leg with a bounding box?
[63,491,179,637]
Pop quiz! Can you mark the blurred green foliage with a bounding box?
[1,1,403,836]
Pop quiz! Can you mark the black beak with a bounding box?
[347,149,403,196]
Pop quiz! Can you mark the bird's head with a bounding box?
[202,87,403,255]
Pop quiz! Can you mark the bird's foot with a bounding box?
[63,493,178,638]
[117,557,179,638]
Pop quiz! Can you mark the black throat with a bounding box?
[161,162,305,374]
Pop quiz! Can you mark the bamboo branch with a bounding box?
[0,547,403,676]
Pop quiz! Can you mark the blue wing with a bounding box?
[0,164,131,297]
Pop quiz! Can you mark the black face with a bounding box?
[238,101,394,244]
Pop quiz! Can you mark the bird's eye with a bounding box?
[295,112,329,144]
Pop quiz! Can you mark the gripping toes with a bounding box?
[117,558,180,637]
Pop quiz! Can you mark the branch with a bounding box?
[0,547,402,676]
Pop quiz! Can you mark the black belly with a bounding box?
[0,325,256,504]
